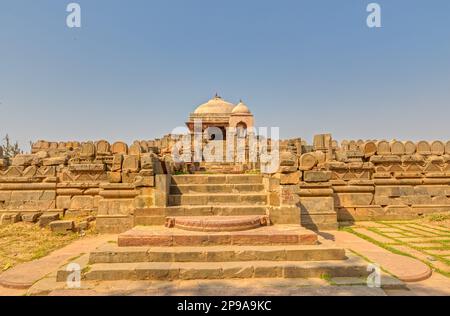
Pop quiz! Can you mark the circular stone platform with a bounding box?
[165,215,270,232]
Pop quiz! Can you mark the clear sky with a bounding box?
[1,0,449,149]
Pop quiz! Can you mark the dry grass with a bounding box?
[416,213,450,229]
[0,221,94,272]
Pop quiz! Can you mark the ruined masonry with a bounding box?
[1,95,449,282]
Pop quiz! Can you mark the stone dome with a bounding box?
[194,95,235,114]
[231,100,251,114]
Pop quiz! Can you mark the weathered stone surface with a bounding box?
[122,155,139,172]
[111,142,128,155]
[129,143,142,156]
[80,142,96,158]
[49,220,74,233]
[38,213,60,227]
[134,176,155,187]
[69,196,94,210]
[98,199,135,216]
[96,140,111,155]
[279,152,298,167]
[279,171,300,185]
[417,141,431,155]
[334,193,374,207]
[69,164,104,171]
[431,141,445,155]
[22,212,42,223]
[56,196,71,209]
[303,171,331,182]
[43,157,67,166]
[300,197,334,214]
[376,141,391,155]
[107,171,122,183]
[0,213,21,225]
[134,195,154,209]
[11,155,35,167]
[269,206,300,224]
[299,153,317,171]
[390,141,405,155]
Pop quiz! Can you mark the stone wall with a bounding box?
[274,136,450,230]
[2,136,450,232]
[0,139,165,232]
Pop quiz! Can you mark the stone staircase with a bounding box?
[59,243,368,281]
[134,174,270,228]
[56,173,372,283]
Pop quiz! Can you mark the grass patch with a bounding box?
[320,273,332,283]
[0,222,94,272]
[428,213,450,223]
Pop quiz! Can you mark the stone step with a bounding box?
[89,244,347,264]
[165,215,270,232]
[135,206,268,217]
[170,183,265,194]
[171,174,263,185]
[118,225,318,247]
[168,193,267,206]
[73,254,369,281]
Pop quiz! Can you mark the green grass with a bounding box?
[344,224,450,278]
[428,214,450,222]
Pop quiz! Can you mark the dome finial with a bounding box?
[214,93,221,99]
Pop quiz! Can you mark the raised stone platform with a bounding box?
[117,225,318,247]
[89,244,347,263]
[68,255,369,281]
[165,215,270,232]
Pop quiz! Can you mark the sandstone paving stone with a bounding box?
[396,237,450,243]
[80,252,369,282]
[352,228,397,243]
[354,221,389,228]
[389,245,450,274]
[413,224,450,234]
[392,226,438,237]
[393,272,450,296]
[118,225,318,247]
[407,225,449,235]
[375,227,406,233]
[331,274,406,290]
[426,249,450,256]
[412,242,446,249]
[89,244,346,264]
[332,231,432,282]
[382,232,409,238]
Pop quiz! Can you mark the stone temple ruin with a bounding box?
[1,95,450,283]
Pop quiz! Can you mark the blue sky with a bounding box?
[1,0,449,149]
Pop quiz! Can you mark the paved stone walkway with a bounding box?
[329,231,432,282]
[345,221,450,277]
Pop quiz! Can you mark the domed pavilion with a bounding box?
[186,94,254,140]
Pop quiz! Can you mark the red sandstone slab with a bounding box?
[118,225,318,247]
[166,215,269,232]
[333,231,432,282]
